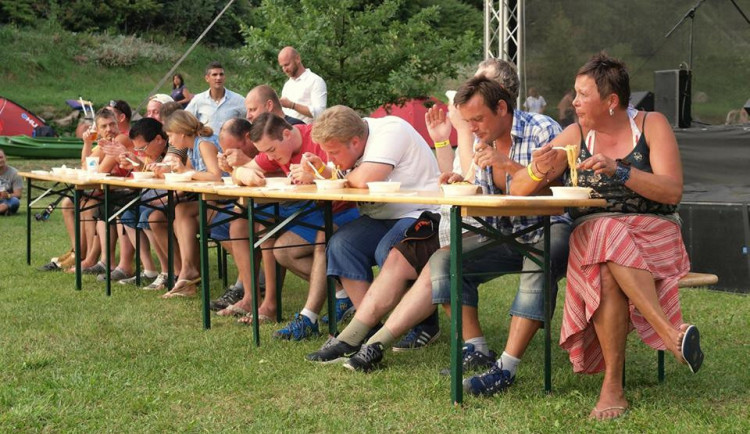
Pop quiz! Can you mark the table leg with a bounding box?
[199,196,211,330]
[134,193,142,286]
[74,189,82,291]
[324,201,336,337]
[450,205,464,405]
[247,199,260,346]
[167,191,175,290]
[543,216,552,393]
[26,177,31,265]
[105,186,111,296]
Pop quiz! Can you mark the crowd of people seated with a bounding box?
[30,49,703,421]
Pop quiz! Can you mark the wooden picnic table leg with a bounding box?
[247,199,261,346]
[450,205,463,405]
[199,196,211,330]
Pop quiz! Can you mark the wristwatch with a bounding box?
[613,159,631,185]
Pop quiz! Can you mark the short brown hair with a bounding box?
[455,75,514,113]
[311,105,367,144]
[249,112,292,142]
[577,52,630,108]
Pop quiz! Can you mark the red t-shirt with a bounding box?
[253,124,353,213]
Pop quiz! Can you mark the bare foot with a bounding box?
[589,405,628,421]
[590,382,628,421]
[672,323,692,365]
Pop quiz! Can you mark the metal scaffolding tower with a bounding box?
[485,0,524,100]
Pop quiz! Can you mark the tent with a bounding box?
[369,97,458,148]
[0,96,48,136]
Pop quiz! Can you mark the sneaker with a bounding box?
[118,272,157,286]
[321,297,355,325]
[305,336,360,364]
[463,363,515,396]
[143,273,168,291]
[209,284,244,311]
[273,313,320,341]
[97,268,132,282]
[439,343,497,376]
[392,324,440,352]
[38,261,61,272]
[82,261,107,275]
[343,342,384,372]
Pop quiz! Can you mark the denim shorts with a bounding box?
[121,206,156,230]
[277,203,360,245]
[1,197,20,215]
[209,204,240,241]
[327,215,417,282]
[430,222,571,321]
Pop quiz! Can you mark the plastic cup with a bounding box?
[85,156,98,173]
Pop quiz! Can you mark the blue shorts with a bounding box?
[1,197,20,215]
[327,215,417,282]
[430,222,571,321]
[121,206,157,230]
[277,203,360,245]
[209,204,240,241]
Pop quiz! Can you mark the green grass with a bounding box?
[2,158,750,432]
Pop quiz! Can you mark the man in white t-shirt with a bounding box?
[523,86,547,114]
[304,105,441,363]
[278,46,327,124]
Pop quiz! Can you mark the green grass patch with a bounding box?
[1,159,749,431]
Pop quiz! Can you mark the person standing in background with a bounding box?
[278,47,327,124]
[185,62,246,133]
[557,88,576,127]
[171,73,193,109]
[523,87,547,114]
[0,148,22,216]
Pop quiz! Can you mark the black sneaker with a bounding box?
[463,364,515,396]
[439,343,497,376]
[38,261,61,272]
[343,343,384,372]
[209,284,244,311]
[305,336,360,364]
[392,324,440,352]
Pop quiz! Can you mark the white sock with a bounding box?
[335,289,348,299]
[144,270,159,279]
[301,308,318,323]
[466,336,489,356]
[498,351,520,377]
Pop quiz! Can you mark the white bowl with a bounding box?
[265,177,292,188]
[163,172,194,183]
[51,167,67,176]
[367,181,401,193]
[550,186,593,199]
[222,176,235,186]
[314,179,347,190]
[132,171,155,180]
[441,183,479,196]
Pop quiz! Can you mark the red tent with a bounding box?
[369,97,457,148]
[0,96,47,136]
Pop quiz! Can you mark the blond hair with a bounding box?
[164,109,213,137]
[311,105,367,144]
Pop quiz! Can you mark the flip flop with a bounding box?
[589,406,628,421]
[681,324,704,373]
[216,304,249,317]
[161,277,200,299]
[237,312,274,325]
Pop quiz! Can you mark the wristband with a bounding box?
[316,164,325,174]
[527,164,543,182]
[613,161,631,185]
[434,140,450,149]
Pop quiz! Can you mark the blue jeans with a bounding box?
[430,222,571,321]
[327,215,416,282]
[0,197,20,215]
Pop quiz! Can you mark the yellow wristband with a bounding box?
[527,164,543,182]
[316,164,326,174]
[434,140,450,149]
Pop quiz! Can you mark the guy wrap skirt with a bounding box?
[559,214,690,374]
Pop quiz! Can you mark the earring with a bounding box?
[609,107,614,116]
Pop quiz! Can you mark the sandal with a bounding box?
[161,277,200,299]
[237,312,274,325]
[216,304,249,317]
[589,406,628,421]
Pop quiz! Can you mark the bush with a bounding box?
[86,34,179,67]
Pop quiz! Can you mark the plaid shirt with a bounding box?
[474,110,570,245]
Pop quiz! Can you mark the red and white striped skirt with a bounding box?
[559,215,690,374]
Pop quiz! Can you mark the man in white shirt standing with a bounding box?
[185,61,246,132]
[278,46,327,124]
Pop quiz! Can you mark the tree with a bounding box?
[236,0,479,113]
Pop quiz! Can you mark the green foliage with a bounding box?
[236,0,479,113]
[84,34,180,68]
[0,0,37,25]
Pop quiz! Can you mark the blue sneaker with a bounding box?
[439,343,497,376]
[392,324,440,352]
[273,313,320,341]
[321,297,355,325]
[463,363,515,396]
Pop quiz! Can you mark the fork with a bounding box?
[306,160,326,180]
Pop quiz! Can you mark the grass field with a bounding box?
[1,156,749,432]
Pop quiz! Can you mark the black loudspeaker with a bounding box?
[630,91,654,111]
[654,69,692,128]
[679,202,750,293]
[744,98,750,116]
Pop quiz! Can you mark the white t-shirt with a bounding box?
[524,95,547,114]
[281,69,327,124]
[356,116,440,219]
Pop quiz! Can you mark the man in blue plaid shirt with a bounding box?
[341,76,572,395]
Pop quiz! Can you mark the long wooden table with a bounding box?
[212,184,606,404]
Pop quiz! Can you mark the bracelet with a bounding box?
[316,164,325,174]
[434,140,450,149]
[291,102,296,110]
[613,161,631,185]
[527,164,543,182]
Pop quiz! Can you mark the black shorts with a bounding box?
[392,211,441,274]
